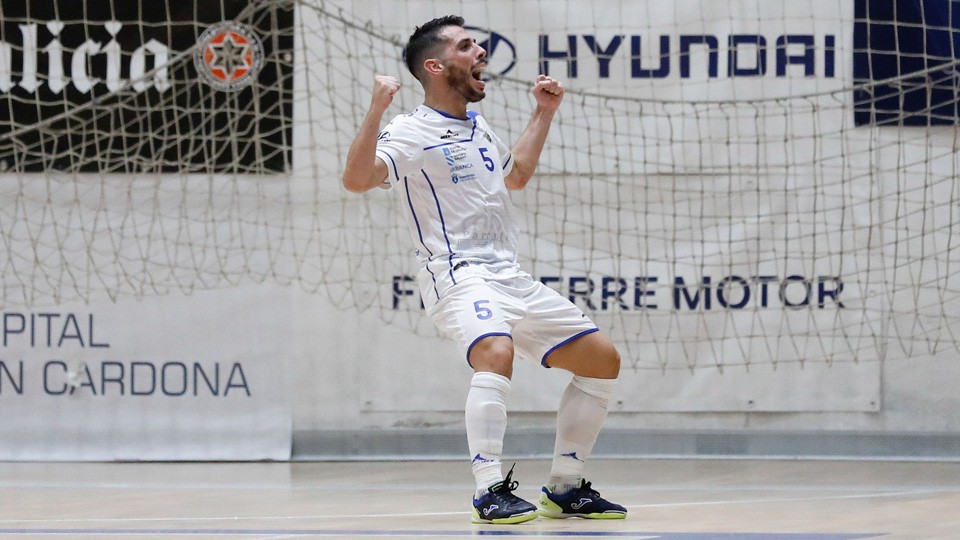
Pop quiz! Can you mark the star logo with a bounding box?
[194,22,264,91]
[208,34,249,80]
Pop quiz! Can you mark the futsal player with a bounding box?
[342,15,627,524]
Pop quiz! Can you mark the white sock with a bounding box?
[465,371,511,497]
[549,375,617,493]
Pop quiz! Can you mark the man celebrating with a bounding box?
[342,15,627,524]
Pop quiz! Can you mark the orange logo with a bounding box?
[194,22,263,91]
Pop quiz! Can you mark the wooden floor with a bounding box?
[1,458,958,539]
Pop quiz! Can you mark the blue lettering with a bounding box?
[194,362,219,395]
[679,35,719,77]
[634,276,658,309]
[58,313,84,347]
[224,363,250,396]
[776,35,815,76]
[717,275,751,309]
[728,35,767,76]
[780,275,811,308]
[0,360,23,394]
[631,35,670,78]
[568,276,596,310]
[68,362,97,395]
[3,313,25,346]
[101,361,125,395]
[539,34,578,77]
[131,361,155,396]
[37,313,57,347]
[537,33,833,80]
[162,362,188,396]
[601,277,628,310]
[2,312,109,348]
[44,360,68,395]
[582,35,624,78]
[753,275,778,307]
[89,315,109,348]
[818,276,844,308]
[824,35,835,77]
[674,276,712,310]
[392,275,417,309]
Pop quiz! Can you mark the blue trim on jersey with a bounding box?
[426,105,469,121]
[466,332,513,368]
[421,169,458,287]
[540,328,600,368]
[376,149,400,181]
[502,154,512,171]
[422,117,478,151]
[404,177,439,299]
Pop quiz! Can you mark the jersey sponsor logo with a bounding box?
[440,129,459,140]
[194,22,264,91]
[451,172,477,184]
[442,147,456,165]
[378,131,391,141]
[441,145,478,183]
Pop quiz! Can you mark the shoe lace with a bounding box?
[490,463,521,497]
[577,479,601,498]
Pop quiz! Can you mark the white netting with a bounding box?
[0,0,958,371]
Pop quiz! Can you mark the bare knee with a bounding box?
[546,332,621,379]
[601,343,621,378]
[469,335,515,378]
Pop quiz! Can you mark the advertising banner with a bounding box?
[0,287,292,460]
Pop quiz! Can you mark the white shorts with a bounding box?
[425,273,599,367]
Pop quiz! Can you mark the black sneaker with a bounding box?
[471,465,538,524]
[538,478,627,519]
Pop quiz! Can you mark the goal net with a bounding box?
[0,0,957,372]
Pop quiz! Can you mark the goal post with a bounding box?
[0,0,958,373]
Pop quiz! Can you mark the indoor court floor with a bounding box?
[1,458,959,539]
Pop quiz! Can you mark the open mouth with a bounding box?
[472,62,487,85]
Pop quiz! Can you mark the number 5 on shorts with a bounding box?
[473,300,493,320]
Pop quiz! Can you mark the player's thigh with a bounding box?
[543,330,620,379]
[511,281,604,368]
[427,279,522,366]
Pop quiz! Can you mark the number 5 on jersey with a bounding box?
[474,300,493,320]
[479,148,495,171]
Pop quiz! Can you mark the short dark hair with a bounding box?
[403,15,464,81]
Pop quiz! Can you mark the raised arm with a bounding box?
[504,75,564,190]
[342,75,401,193]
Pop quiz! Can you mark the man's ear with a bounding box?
[423,58,443,75]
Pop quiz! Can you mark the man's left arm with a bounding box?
[504,75,564,190]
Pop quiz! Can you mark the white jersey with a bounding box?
[376,105,523,301]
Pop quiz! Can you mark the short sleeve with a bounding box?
[375,117,422,187]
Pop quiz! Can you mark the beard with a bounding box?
[445,63,485,103]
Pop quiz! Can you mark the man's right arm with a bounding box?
[342,75,401,193]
